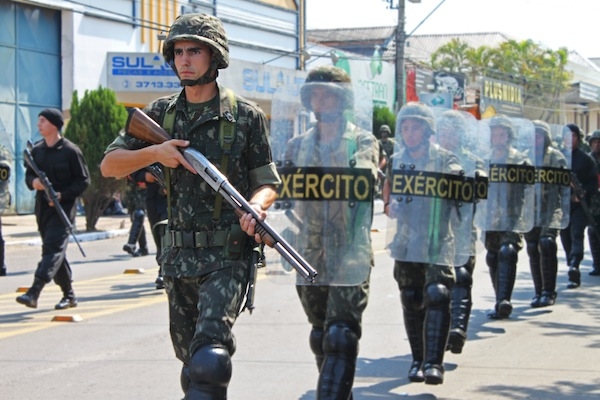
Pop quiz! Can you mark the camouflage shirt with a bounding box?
[589,152,600,215]
[106,85,280,277]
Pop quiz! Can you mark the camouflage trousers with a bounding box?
[163,263,248,364]
[393,260,455,290]
[296,273,371,338]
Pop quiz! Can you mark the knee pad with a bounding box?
[400,286,424,313]
[423,283,451,308]
[132,208,145,221]
[498,243,518,263]
[539,236,557,254]
[454,265,473,288]
[322,323,359,358]
[309,327,324,358]
[180,364,190,393]
[188,344,232,389]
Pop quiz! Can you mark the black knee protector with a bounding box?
[498,243,518,264]
[400,286,424,313]
[539,236,557,255]
[132,208,145,222]
[309,326,324,359]
[423,283,451,308]
[188,344,232,390]
[180,364,190,393]
[454,265,473,289]
[322,323,359,358]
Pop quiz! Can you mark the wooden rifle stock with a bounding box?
[125,108,171,145]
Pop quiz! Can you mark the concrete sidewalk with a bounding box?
[2,212,129,247]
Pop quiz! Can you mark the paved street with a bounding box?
[1,203,600,399]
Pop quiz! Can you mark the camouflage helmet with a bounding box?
[532,119,551,143]
[397,101,435,137]
[300,65,353,111]
[437,110,468,141]
[162,13,229,70]
[489,114,515,140]
[588,129,600,144]
[379,124,391,135]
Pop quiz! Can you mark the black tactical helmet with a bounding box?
[588,129,600,144]
[300,65,353,111]
[397,102,436,137]
[489,114,515,140]
[162,13,229,85]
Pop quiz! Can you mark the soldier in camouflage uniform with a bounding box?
[282,66,379,400]
[436,110,486,354]
[586,130,600,276]
[484,115,532,319]
[101,13,280,400]
[0,142,11,276]
[525,121,569,308]
[122,173,148,257]
[383,102,463,385]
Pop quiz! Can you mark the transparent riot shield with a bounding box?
[475,116,535,233]
[0,118,13,214]
[531,123,571,229]
[432,108,482,265]
[385,103,473,266]
[268,82,376,286]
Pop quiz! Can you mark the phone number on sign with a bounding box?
[135,81,181,89]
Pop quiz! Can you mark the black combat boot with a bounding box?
[422,283,451,385]
[538,236,558,307]
[124,209,145,256]
[317,324,358,400]
[55,289,78,310]
[0,265,6,276]
[526,241,543,308]
[488,244,517,319]
[401,287,425,383]
[447,262,473,354]
[16,277,46,308]
[567,256,581,289]
[588,226,600,276]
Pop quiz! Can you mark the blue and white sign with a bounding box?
[107,52,181,92]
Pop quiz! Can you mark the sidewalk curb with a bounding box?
[6,229,129,247]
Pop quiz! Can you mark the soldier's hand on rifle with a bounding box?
[155,139,196,174]
[239,203,267,244]
[32,177,45,191]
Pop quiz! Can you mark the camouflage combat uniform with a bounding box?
[106,85,280,363]
[285,120,378,338]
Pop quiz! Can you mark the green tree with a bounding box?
[429,38,572,121]
[64,86,127,231]
[373,105,396,139]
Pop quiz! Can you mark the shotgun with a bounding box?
[125,107,317,283]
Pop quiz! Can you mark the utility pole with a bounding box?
[387,0,420,112]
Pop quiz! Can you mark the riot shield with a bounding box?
[268,81,376,286]
[385,103,474,266]
[475,116,535,233]
[433,108,484,264]
[0,118,13,214]
[531,123,571,230]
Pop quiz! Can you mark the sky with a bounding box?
[306,0,600,59]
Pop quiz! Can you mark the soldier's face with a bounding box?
[401,118,428,149]
[310,87,341,114]
[174,40,213,80]
[491,127,509,148]
[591,139,600,154]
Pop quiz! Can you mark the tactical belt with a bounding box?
[163,230,228,249]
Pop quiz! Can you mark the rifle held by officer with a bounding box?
[23,141,86,257]
[125,107,317,283]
